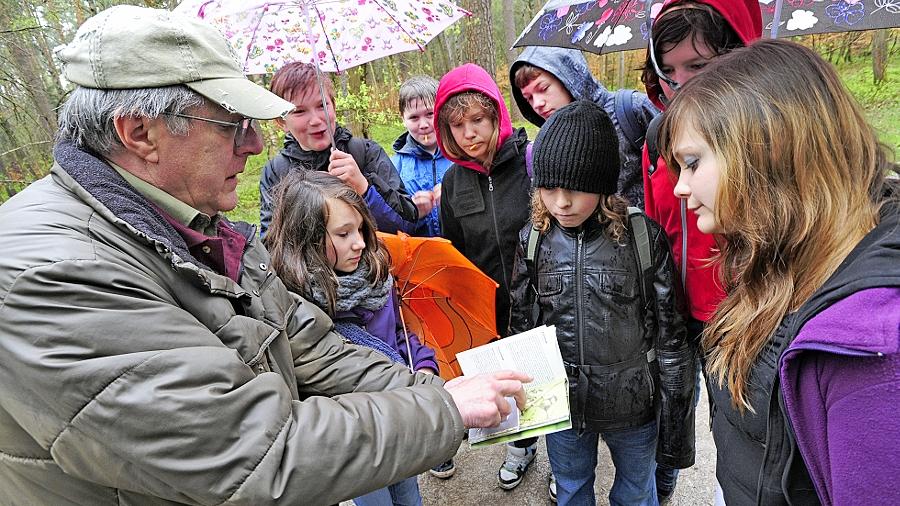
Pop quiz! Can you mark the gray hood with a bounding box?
[510,46,610,126]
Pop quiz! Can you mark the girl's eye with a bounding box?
[659,67,673,75]
[683,157,699,172]
[690,62,708,71]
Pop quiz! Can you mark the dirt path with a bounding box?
[415,382,716,506]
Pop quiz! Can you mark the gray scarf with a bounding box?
[308,260,392,314]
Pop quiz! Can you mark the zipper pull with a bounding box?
[488,176,494,192]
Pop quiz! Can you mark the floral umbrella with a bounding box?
[175,0,471,75]
[513,0,900,55]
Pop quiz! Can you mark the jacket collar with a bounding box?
[51,140,255,284]
[392,131,440,160]
[280,126,353,169]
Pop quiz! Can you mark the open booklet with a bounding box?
[457,325,571,447]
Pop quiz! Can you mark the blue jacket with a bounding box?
[510,46,658,209]
[259,127,418,237]
[391,132,453,237]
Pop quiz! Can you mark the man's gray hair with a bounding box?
[56,85,205,156]
[398,76,439,115]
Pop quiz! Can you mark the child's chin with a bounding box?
[554,215,586,228]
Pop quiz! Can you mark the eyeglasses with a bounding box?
[162,112,258,151]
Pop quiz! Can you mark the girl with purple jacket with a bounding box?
[660,39,899,506]
[265,169,438,506]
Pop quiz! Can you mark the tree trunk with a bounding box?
[503,0,523,122]
[872,29,888,84]
[460,0,496,76]
[0,8,57,139]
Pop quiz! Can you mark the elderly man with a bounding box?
[0,6,528,505]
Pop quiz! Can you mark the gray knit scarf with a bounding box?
[307,259,392,314]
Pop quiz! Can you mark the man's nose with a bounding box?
[237,125,263,156]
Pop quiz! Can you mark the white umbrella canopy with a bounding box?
[175,0,471,75]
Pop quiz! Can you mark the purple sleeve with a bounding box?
[782,287,900,505]
[364,186,416,234]
[389,291,439,373]
[815,351,900,505]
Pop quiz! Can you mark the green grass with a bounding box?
[834,56,900,151]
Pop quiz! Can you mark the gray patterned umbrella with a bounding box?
[513,0,900,55]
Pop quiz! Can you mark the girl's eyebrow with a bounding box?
[672,144,697,161]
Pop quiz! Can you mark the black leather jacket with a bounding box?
[509,216,696,468]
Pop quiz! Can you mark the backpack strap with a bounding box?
[628,206,658,366]
[525,141,534,180]
[644,113,664,176]
[345,136,368,170]
[524,225,543,324]
[627,206,654,310]
[614,89,645,154]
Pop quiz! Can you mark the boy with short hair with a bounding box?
[510,46,658,209]
[391,76,453,237]
[260,62,422,237]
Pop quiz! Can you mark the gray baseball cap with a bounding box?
[55,5,294,120]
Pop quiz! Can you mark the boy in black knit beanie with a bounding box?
[508,100,695,506]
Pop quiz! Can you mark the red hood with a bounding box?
[646,0,762,110]
[434,63,513,175]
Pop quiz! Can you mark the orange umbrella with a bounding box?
[377,231,499,380]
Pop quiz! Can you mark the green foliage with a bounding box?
[833,56,900,151]
[335,82,395,133]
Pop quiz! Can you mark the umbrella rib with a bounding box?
[371,0,426,50]
[400,266,449,298]
[243,5,270,72]
[399,243,430,296]
[301,0,343,71]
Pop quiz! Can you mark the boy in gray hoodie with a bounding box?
[510,46,658,209]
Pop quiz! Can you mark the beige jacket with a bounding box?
[0,142,463,505]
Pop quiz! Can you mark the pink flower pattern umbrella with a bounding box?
[175,0,471,74]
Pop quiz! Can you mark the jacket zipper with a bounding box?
[487,175,511,329]
[431,158,437,189]
[576,231,585,366]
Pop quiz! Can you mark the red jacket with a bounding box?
[642,0,761,321]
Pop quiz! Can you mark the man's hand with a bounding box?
[444,370,531,428]
[412,190,435,219]
[328,149,369,195]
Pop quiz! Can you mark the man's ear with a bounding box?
[113,116,161,164]
[274,116,286,131]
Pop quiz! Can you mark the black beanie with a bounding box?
[532,100,620,195]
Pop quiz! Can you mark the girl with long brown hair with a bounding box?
[660,39,899,506]
[264,169,439,506]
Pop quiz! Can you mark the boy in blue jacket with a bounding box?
[391,76,453,237]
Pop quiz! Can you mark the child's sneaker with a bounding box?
[429,459,455,479]
[549,474,558,503]
[497,443,537,490]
